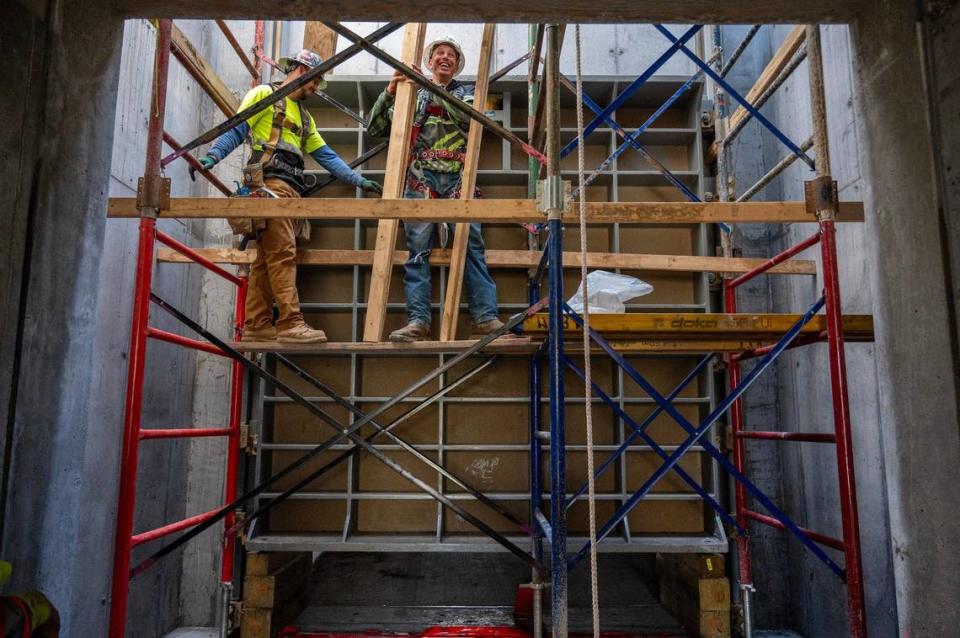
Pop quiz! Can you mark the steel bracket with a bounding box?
[536,177,571,218]
[136,176,171,214]
[804,176,838,221]
[240,423,258,454]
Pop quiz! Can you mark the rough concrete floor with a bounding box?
[292,552,686,634]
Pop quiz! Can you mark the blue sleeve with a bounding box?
[310,145,364,187]
[207,122,250,162]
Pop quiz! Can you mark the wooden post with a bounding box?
[362,23,427,342]
[303,22,339,67]
[439,24,497,341]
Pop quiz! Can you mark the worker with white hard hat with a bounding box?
[367,35,503,343]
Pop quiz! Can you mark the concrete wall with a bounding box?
[724,4,960,634]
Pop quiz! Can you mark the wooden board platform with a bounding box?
[524,312,875,341]
[233,335,537,355]
[107,197,866,224]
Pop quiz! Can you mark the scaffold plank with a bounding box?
[363,23,426,343]
[524,312,874,340]
[156,247,818,275]
[107,198,866,223]
[232,336,537,354]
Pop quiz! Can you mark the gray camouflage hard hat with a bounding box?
[278,49,328,89]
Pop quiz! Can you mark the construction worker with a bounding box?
[195,49,383,344]
[0,562,59,637]
[366,36,503,343]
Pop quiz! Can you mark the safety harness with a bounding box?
[242,85,312,191]
[405,98,473,199]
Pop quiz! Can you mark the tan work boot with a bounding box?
[389,322,432,343]
[276,322,328,344]
[471,317,511,338]
[242,325,277,342]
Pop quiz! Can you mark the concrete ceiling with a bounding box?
[112,0,871,23]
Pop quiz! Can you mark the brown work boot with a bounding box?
[389,322,432,343]
[276,322,328,344]
[241,325,276,342]
[471,317,511,338]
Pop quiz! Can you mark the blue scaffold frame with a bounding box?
[526,230,852,635]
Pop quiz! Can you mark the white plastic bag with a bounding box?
[567,270,654,314]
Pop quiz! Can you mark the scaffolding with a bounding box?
[107,17,871,638]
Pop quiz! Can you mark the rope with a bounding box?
[574,23,600,638]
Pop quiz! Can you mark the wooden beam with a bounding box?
[303,22,339,66]
[440,24,496,342]
[726,25,805,134]
[157,247,818,275]
[170,22,239,117]
[107,197,867,223]
[524,312,875,340]
[363,23,426,342]
[233,336,536,355]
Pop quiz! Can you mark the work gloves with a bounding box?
[188,154,217,181]
[360,178,383,195]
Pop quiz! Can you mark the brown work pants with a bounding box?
[245,177,307,332]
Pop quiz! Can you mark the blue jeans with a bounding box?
[402,171,499,327]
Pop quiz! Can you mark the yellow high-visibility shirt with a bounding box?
[239,84,326,154]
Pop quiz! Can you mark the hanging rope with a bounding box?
[574,23,601,638]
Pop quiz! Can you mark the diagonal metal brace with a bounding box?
[564,299,845,578]
[273,353,531,532]
[323,21,547,165]
[130,293,548,578]
[238,357,497,535]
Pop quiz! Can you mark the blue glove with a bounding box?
[189,155,217,182]
[360,178,383,195]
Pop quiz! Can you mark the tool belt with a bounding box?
[409,148,467,163]
[405,174,482,200]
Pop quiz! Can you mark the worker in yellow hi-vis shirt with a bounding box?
[195,50,383,344]
[0,561,59,637]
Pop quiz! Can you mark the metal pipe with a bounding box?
[324,21,545,164]
[163,132,232,196]
[723,281,753,598]
[109,20,171,638]
[742,509,845,551]
[737,136,814,202]
[253,20,265,85]
[156,230,244,285]
[131,508,220,547]
[161,22,404,166]
[221,277,247,585]
[821,220,868,636]
[529,276,544,570]
[216,20,258,79]
[726,230,821,289]
[737,431,836,443]
[741,584,755,638]
[720,25,761,78]
[544,23,568,638]
[147,326,228,357]
[218,581,233,638]
[139,427,233,440]
[490,51,531,84]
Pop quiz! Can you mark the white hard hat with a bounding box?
[424,36,465,76]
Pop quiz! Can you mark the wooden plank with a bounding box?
[232,336,537,355]
[727,25,805,134]
[157,247,818,275]
[524,312,875,339]
[363,23,426,342]
[244,553,312,609]
[440,24,496,342]
[303,22,338,65]
[170,22,239,117]
[107,197,867,223]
